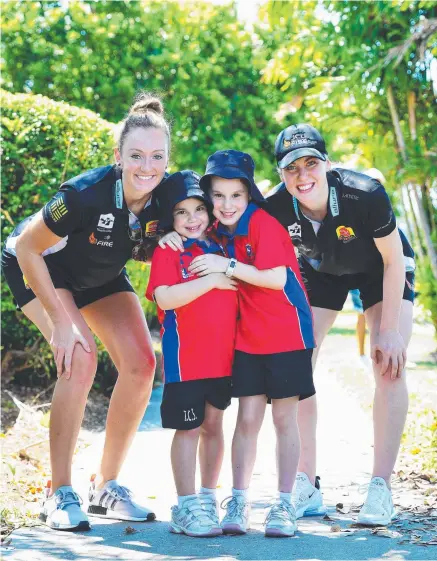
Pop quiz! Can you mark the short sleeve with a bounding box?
[250,210,295,270]
[42,187,84,237]
[367,186,397,239]
[146,247,181,301]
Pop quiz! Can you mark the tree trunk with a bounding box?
[400,187,420,260]
[387,85,408,164]
[404,184,425,261]
[412,184,437,279]
[407,91,417,141]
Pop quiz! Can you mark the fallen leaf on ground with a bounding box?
[371,528,402,538]
[330,525,341,533]
[124,526,138,535]
[336,503,350,514]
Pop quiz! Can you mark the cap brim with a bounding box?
[278,148,326,169]
[200,168,265,202]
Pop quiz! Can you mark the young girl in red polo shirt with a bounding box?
[188,150,315,538]
[146,170,238,538]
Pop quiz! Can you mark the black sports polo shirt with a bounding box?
[5,165,161,290]
[266,168,413,276]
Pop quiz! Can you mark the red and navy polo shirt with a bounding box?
[215,203,315,355]
[146,239,237,383]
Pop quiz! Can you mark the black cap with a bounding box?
[275,124,327,169]
[199,150,265,202]
[157,170,211,229]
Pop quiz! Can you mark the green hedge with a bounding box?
[1,89,157,387]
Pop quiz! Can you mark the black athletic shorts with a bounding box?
[232,349,314,402]
[161,377,232,430]
[1,250,135,310]
[300,258,415,312]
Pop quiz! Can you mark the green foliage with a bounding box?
[416,257,437,332]
[1,0,285,183]
[1,89,155,385]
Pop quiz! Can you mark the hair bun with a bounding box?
[130,93,163,116]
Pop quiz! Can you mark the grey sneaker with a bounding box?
[291,473,326,519]
[87,479,155,521]
[221,495,251,535]
[357,477,396,526]
[265,500,297,537]
[199,494,221,530]
[170,497,222,537]
[40,484,90,531]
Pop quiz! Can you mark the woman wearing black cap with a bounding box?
[2,92,169,531]
[267,124,415,526]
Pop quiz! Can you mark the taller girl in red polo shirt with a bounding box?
[189,150,315,538]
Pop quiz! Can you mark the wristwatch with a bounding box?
[225,258,237,278]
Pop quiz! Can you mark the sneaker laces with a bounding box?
[221,496,247,522]
[264,501,295,526]
[361,482,388,512]
[105,483,133,502]
[54,489,82,510]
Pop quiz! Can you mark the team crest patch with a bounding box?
[283,138,292,148]
[145,220,159,237]
[336,225,356,242]
[48,195,68,222]
[288,222,301,239]
[97,213,115,231]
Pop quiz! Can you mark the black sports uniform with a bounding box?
[2,165,162,309]
[266,168,415,311]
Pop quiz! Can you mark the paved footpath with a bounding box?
[4,314,437,560]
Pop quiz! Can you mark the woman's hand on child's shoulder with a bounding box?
[158,231,185,251]
[210,273,238,291]
[189,254,229,276]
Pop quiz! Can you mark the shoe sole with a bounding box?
[39,513,91,532]
[87,505,155,522]
[221,524,248,535]
[265,527,296,538]
[170,524,222,537]
[357,512,397,526]
[296,505,327,519]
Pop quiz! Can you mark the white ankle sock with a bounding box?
[232,487,249,499]
[178,493,197,508]
[199,486,216,497]
[279,492,292,504]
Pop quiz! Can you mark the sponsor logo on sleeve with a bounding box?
[336,225,356,243]
[97,213,115,232]
[342,193,359,200]
[329,187,339,217]
[89,232,113,247]
[145,220,159,237]
[48,195,68,222]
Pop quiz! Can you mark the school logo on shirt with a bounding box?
[288,222,302,240]
[145,220,159,237]
[184,408,197,422]
[48,195,68,222]
[336,225,356,243]
[97,213,115,231]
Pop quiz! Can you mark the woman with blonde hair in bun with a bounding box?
[2,92,170,531]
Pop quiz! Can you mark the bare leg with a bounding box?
[81,292,156,486]
[357,313,366,356]
[171,428,201,496]
[272,397,300,493]
[297,307,338,484]
[232,395,267,490]
[199,403,225,489]
[22,290,97,492]
[365,300,412,485]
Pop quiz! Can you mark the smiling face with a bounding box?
[115,127,168,205]
[281,156,331,214]
[209,177,250,234]
[172,198,209,240]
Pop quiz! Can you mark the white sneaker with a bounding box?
[265,500,297,537]
[170,497,222,537]
[357,477,396,526]
[291,473,326,519]
[40,483,90,531]
[88,478,155,521]
[221,495,251,535]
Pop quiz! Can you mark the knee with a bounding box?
[119,348,156,385]
[201,415,223,439]
[70,344,98,389]
[236,413,262,437]
[272,407,297,433]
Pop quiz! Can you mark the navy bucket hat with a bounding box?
[199,150,265,203]
[157,170,211,229]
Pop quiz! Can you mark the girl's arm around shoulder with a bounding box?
[154,274,237,310]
